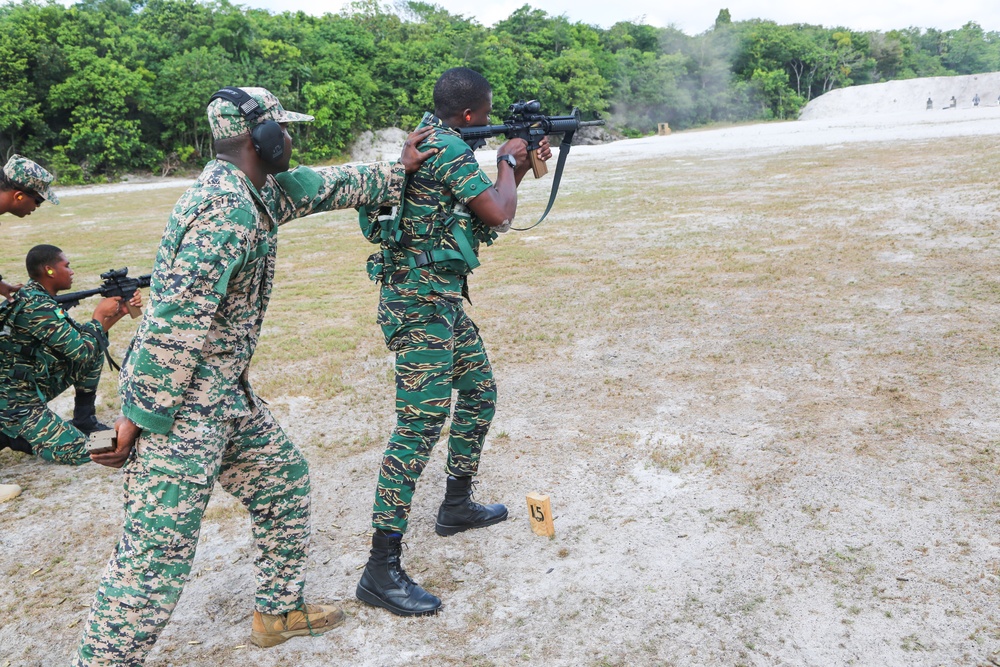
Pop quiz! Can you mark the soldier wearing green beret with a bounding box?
[74,87,435,665]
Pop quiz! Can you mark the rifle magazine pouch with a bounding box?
[365,252,385,283]
[359,205,395,244]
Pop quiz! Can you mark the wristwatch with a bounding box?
[497,154,517,170]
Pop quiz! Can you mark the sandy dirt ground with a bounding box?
[3,82,1000,667]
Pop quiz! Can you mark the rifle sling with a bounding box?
[512,130,574,232]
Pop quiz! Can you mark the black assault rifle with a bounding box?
[55,268,151,319]
[458,100,605,230]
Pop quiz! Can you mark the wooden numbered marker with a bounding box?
[526,492,555,537]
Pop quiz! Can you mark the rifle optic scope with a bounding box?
[100,268,129,280]
[509,100,542,115]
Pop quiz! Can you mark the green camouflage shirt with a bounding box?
[0,281,104,404]
[120,159,404,434]
[384,113,496,296]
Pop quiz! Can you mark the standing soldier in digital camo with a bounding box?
[0,244,140,465]
[356,67,550,616]
[73,87,434,665]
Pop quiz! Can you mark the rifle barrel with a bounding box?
[55,288,103,305]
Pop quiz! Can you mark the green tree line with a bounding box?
[3,0,999,181]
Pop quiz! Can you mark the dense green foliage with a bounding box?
[3,0,1000,181]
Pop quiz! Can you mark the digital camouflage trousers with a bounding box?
[372,285,497,533]
[74,400,311,667]
[0,350,102,465]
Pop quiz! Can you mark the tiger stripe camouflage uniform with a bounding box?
[366,112,499,533]
[74,156,405,666]
[0,280,105,465]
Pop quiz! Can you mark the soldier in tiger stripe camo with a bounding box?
[0,155,63,503]
[355,67,551,617]
[0,244,140,465]
[73,87,436,666]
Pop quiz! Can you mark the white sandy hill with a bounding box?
[799,71,1000,119]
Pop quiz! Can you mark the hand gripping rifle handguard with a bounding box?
[458,100,605,230]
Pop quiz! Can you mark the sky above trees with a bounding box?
[226,0,1000,34]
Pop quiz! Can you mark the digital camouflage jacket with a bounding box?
[119,159,405,434]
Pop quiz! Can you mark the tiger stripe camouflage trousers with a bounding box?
[372,285,497,533]
[0,350,102,465]
[74,401,311,666]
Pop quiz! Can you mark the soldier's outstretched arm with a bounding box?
[264,127,436,224]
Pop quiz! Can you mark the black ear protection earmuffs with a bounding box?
[209,88,285,164]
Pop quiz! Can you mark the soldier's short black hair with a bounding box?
[0,171,17,192]
[26,244,63,280]
[433,68,492,119]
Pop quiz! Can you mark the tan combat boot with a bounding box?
[250,603,345,648]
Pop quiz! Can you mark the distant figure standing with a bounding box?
[926,97,933,110]
[950,96,957,108]
[973,93,980,107]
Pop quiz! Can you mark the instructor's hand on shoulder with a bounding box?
[91,416,139,468]
[0,280,22,301]
[399,126,437,174]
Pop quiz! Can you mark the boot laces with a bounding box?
[387,540,418,586]
[466,479,485,509]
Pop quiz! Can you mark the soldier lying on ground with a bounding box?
[0,244,141,464]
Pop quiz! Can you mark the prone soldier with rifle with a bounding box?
[0,245,143,465]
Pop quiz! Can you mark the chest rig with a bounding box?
[359,175,495,283]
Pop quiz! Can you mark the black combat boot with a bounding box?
[71,389,111,434]
[435,475,508,537]
[0,432,33,455]
[355,531,441,616]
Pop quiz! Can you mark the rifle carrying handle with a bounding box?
[530,149,548,179]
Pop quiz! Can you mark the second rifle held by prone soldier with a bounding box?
[55,268,151,318]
